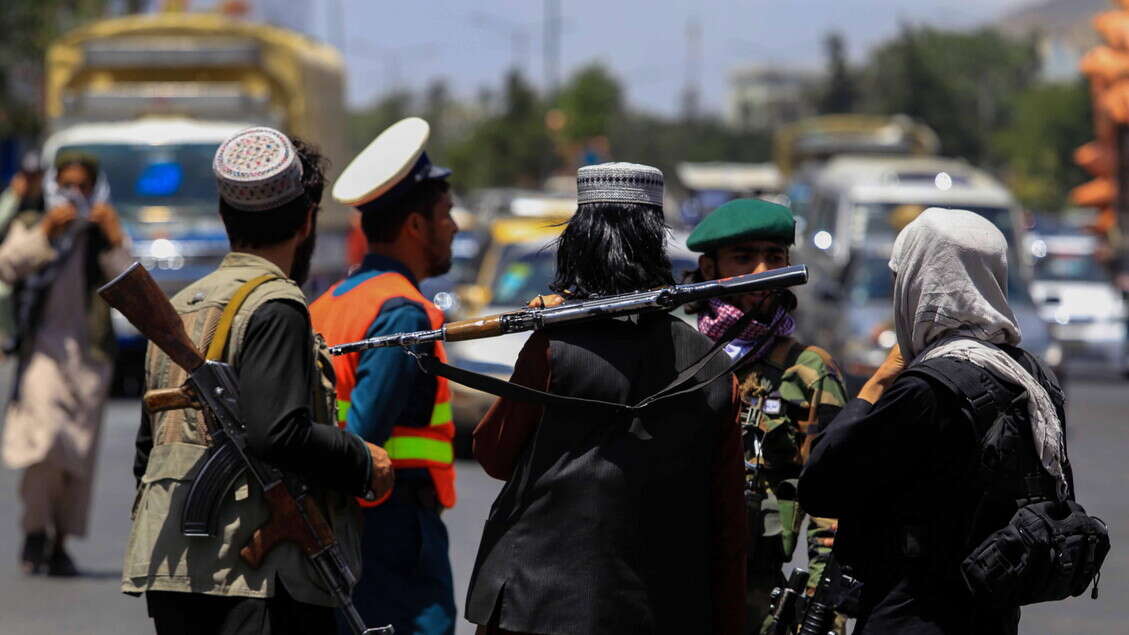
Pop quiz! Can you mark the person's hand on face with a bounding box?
[857,344,905,404]
[10,173,28,199]
[875,343,905,380]
[90,202,125,247]
[41,204,78,240]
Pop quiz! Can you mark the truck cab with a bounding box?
[42,13,351,391]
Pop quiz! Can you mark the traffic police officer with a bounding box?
[310,118,459,635]
[124,127,392,634]
[686,199,847,633]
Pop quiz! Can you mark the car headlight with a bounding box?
[1044,343,1063,368]
[139,238,185,271]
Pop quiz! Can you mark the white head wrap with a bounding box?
[889,208,1068,498]
[44,164,111,217]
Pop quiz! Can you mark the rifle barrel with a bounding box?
[328,265,808,356]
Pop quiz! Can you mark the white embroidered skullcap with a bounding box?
[213,127,304,212]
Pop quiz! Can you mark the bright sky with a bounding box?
[266,0,1038,114]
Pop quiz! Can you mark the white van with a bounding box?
[793,156,1062,386]
[801,156,1025,267]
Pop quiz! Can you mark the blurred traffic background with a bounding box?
[0,1,1127,633]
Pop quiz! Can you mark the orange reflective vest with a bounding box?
[310,271,455,509]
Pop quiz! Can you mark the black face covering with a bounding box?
[290,224,317,287]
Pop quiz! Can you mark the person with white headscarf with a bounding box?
[0,151,131,577]
[799,208,1072,634]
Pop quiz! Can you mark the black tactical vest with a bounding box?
[465,313,735,635]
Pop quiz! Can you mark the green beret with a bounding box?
[686,198,795,252]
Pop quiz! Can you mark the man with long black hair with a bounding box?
[465,162,746,635]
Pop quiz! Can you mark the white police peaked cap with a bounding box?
[332,117,452,214]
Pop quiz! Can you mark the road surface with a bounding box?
[0,378,1123,634]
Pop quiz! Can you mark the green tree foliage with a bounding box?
[445,70,557,188]
[992,81,1093,211]
[346,90,413,155]
[0,0,108,137]
[555,64,623,144]
[820,32,856,114]
[860,26,1039,165]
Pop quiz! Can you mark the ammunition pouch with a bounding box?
[962,500,1109,607]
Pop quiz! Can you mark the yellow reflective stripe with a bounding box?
[337,399,350,423]
[430,401,453,426]
[385,436,453,464]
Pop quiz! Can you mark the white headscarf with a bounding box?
[44,164,112,218]
[889,208,1068,498]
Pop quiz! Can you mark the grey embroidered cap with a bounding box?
[576,162,664,207]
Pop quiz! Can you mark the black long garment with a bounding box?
[799,346,1069,635]
[465,313,736,635]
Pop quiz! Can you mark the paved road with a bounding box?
[0,379,1123,634]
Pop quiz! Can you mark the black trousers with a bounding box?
[146,585,335,635]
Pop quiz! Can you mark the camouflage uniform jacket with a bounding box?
[737,335,846,587]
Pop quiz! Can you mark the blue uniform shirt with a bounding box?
[335,254,437,481]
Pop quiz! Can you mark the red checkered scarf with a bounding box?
[696,297,796,343]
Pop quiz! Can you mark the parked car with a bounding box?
[798,156,1027,270]
[797,248,1062,395]
[1029,232,1128,376]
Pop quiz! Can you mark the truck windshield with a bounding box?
[59,143,220,220]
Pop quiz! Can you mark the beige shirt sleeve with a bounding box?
[0,220,56,285]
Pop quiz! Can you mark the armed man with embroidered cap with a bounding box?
[686,198,847,634]
[122,127,394,635]
[310,117,459,635]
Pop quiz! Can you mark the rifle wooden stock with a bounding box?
[99,262,204,373]
[240,482,336,567]
[143,387,199,414]
[443,314,504,342]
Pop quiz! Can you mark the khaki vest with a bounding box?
[121,253,361,606]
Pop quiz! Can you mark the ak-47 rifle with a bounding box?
[765,568,810,635]
[330,264,808,355]
[765,557,863,635]
[99,262,392,635]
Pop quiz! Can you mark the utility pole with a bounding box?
[326,0,346,51]
[543,0,560,95]
[681,17,702,121]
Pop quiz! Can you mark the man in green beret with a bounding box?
[687,198,847,633]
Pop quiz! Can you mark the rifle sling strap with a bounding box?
[415,307,766,413]
[205,274,280,362]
